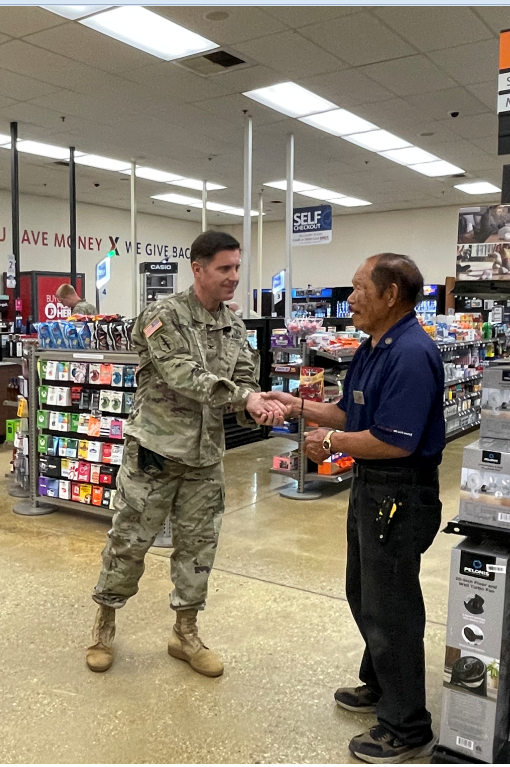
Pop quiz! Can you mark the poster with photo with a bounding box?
[457,206,510,280]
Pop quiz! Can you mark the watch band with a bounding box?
[323,429,335,454]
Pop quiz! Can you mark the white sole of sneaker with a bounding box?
[353,736,437,764]
[335,700,377,713]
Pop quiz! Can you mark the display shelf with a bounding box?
[444,373,483,387]
[270,346,302,354]
[40,495,113,519]
[437,340,492,352]
[309,348,357,363]
[445,422,480,443]
[269,430,300,441]
[37,350,138,363]
[444,515,510,545]
[305,470,352,483]
[3,400,18,408]
[270,467,298,479]
[270,372,301,379]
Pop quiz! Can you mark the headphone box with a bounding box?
[459,438,510,529]
[438,539,510,763]
[481,366,510,439]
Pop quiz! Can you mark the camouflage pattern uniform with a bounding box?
[73,299,98,315]
[93,286,260,611]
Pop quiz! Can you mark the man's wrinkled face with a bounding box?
[348,259,390,333]
[193,249,241,305]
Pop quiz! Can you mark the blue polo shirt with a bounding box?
[338,312,445,468]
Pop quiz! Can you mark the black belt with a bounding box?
[352,463,438,486]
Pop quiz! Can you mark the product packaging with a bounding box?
[272,453,298,472]
[88,363,101,385]
[92,486,104,506]
[71,483,81,503]
[45,361,58,380]
[79,389,90,411]
[38,477,48,496]
[99,363,113,385]
[481,366,510,439]
[46,479,59,497]
[70,362,88,384]
[459,439,510,530]
[100,416,111,437]
[111,365,124,387]
[57,387,71,407]
[110,444,124,465]
[71,386,83,406]
[123,392,135,414]
[60,458,70,478]
[49,322,66,349]
[87,441,102,462]
[38,386,49,405]
[67,461,79,481]
[39,456,49,474]
[46,457,61,478]
[102,443,113,463]
[47,387,58,406]
[47,436,59,456]
[90,463,101,485]
[57,412,70,432]
[438,539,510,763]
[101,489,112,508]
[58,361,70,381]
[70,413,80,433]
[109,419,124,439]
[109,391,123,414]
[38,434,49,453]
[77,413,90,434]
[37,410,49,430]
[78,440,89,460]
[59,480,70,500]
[99,465,115,486]
[299,367,325,402]
[87,415,101,437]
[123,365,137,388]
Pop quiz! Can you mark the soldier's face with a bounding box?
[194,249,241,304]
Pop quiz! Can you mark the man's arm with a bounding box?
[261,391,346,429]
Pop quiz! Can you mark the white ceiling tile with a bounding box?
[23,22,158,74]
[122,60,230,101]
[406,87,489,121]
[299,12,415,66]
[0,40,112,93]
[147,6,287,44]
[396,120,461,146]
[359,55,457,96]
[0,33,11,45]
[301,68,394,108]
[263,6,365,27]
[466,82,498,111]
[429,40,499,85]
[177,92,286,128]
[352,97,429,128]
[446,112,498,140]
[374,7,493,52]
[471,135,499,154]
[198,64,282,97]
[472,7,510,35]
[234,30,345,79]
[0,94,16,110]
[0,68,62,101]
[0,6,66,37]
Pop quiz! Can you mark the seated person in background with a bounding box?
[56,284,98,315]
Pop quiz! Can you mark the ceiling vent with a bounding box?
[177,49,249,76]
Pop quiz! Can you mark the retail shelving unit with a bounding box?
[268,340,354,500]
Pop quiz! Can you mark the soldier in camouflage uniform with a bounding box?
[86,231,287,677]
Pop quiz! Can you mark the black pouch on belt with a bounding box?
[138,445,166,473]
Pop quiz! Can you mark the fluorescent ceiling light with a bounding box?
[0,134,11,147]
[75,154,131,171]
[264,180,317,192]
[300,109,376,137]
[206,201,230,212]
[81,6,218,61]
[344,130,411,153]
[298,187,344,201]
[454,181,501,195]
[411,160,465,177]
[167,178,226,191]
[121,167,183,183]
[334,197,372,207]
[41,5,112,20]
[223,207,259,217]
[17,140,79,160]
[243,82,337,118]
[152,193,203,206]
[380,147,438,166]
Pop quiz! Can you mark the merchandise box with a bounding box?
[459,439,510,530]
[60,458,70,478]
[438,539,510,763]
[38,386,49,405]
[111,365,124,387]
[77,461,91,483]
[70,387,82,406]
[39,455,49,474]
[124,365,136,387]
[70,413,80,433]
[101,489,112,508]
[71,482,81,502]
[79,484,92,504]
[46,479,59,497]
[99,465,115,486]
[110,444,124,465]
[271,421,299,434]
[57,361,70,381]
[59,480,70,500]
[38,434,49,453]
[67,460,79,481]
[45,361,58,380]
[270,332,294,348]
[99,364,113,385]
[481,366,510,439]
[88,363,101,384]
[272,453,298,472]
[92,486,103,506]
[47,387,58,406]
[46,456,61,478]
[38,477,48,496]
[57,387,71,407]
[87,441,102,462]
[47,436,59,456]
[90,464,101,484]
[70,362,87,384]
[37,410,49,430]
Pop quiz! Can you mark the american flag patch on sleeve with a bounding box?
[143,318,163,338]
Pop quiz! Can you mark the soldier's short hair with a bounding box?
[190,231,240,263]
[56,283,77,299]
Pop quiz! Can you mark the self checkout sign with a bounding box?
[497,29,510,154]
[292,204,332,246]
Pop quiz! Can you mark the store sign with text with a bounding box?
[292,205,332,246]
[0,224,190,260]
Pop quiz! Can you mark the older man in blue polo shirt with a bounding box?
[264,253,444,764]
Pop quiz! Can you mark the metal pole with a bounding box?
[10,122,20,301]
[202,180,207,232]
[243,112,252,317]
[257,189,263,314]
[285,133,294,319]
[130,160,138,317]
[69,146,77,289]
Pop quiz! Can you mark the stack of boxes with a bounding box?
[437,363,510,763]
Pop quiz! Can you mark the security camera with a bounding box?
[186,208,191,212]
[94,183,100,187]
[449,111,460,118]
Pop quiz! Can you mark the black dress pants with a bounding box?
[345,464,442,745]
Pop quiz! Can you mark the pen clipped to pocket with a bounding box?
[375,494,402,544]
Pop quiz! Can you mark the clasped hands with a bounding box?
[246,391,293,426]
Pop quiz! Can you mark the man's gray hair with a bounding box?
[370,253,424,306]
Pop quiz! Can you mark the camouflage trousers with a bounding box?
[93,436,224,611]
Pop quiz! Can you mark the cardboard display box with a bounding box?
[459,439,510,530]
[481,366,510,439]
[438,539,510,763]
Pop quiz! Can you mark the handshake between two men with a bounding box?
[246,389,343,465]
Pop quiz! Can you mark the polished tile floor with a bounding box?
[0,432,474,764]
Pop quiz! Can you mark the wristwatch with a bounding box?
[322,430,336,454]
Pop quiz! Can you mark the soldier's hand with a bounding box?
[246,393,289,426]
[261,390,299,418]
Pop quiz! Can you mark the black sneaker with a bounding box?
[349,724,436,764]
[334,684,381,713]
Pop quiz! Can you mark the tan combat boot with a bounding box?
[86,605,116,672]
[168,609,224,677]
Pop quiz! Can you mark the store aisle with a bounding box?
[0,434,474,764]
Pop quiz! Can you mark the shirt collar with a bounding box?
[371,311,418,350]
[186,286,233,330]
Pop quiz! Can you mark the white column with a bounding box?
[285,133,294,319]
[202,180,207,232]
[242,112,253,317]
[130,160,138,317]
[257,189,264,315]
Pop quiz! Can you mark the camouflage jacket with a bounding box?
[124,286,260,467]
[74,299,98,315]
